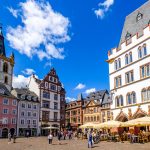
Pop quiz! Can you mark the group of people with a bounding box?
[8,132,16,144]
[47,130,73,145]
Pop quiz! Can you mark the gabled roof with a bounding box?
[119,0,150,45]
[0,83,16,98]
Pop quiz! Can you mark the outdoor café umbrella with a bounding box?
[94,120,123,129]
[121,116,150,127]
[79,123,95,129]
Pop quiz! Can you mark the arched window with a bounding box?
[118,58,121,69]
[94,116,96,122]
[4,76,8,84]
[147,87,150,100]
[129,52,132,63]
[127,93,131,105]
[114,60,118,70]
[116,97,119,107]
[119,95,124,106]
[141,88,147,101]
[125,54,128,65]
[138,47,142,59]
[3,62,8,73]
[143,44,147,56]
[97,116,99,121]
[131,92,136,104]
[91,117,93,122]
[88,117,90,122]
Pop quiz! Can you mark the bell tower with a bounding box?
[0,25,14,91]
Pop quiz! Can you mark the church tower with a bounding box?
[0,25,14,91]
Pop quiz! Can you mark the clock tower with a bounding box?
[0,25,14,91]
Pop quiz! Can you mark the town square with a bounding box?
[0,0,150,149]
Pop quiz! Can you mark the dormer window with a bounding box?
[125,32,131,40]
[136,12,143,22]
[21,95,25,100]
[27,95,32,100]
[0,88,5,94]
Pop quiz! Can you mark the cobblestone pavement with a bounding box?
[0,137,150,150]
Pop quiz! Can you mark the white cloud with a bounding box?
[22,68,35,75]
[44,62,52,68]
[75,83,86,90]
[12,75,30,88]
[85,88,96,94]
[66,97,76,102]
[7,0,70,61]
[7,7,18,18]
[94,0,114,19]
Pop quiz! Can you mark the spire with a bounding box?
[77,93,83,101]
[0,24,6,56]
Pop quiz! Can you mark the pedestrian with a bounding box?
[88,131,93,148]
[57,131,62,144]
[63,130,66,140]
[13,133,16,143]
[8,132,11,143]
[48,132,53,144]
[26,131,29,138]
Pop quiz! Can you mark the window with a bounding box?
[143,44,147,56]
[45,82,48,89]
[136,12,143,22]
[21,103,26,108]
[140,63,150,78]
[129,52,132,63]
[49,76,53,81]
[142,89,147,101]
[27,112,31,117]
[3,62,8,73]
[54,112,58,120]
[33,112,37,117]
[27,120,31,125]
[116,95,123,107]
[148,88,150,100]
[3,109,8,114]
[125,70,134,84]
[115,76,122,88]
[12,118,16,124]
[33,104,37,109]
[138,47,142,59]
[43,91,50,99]
[12,100,17,106]
[125,32,131,40]
[4,76,8,84]
[131,92,136,104]
[20,119,25,125]
[3,118,8,124]
[28,104,31,109]
[127,93,131,105]
[42,111,49,121]
[125,54,129,65]
[51,84,56,91]
[33,120,36,125]
[114,60,118,70]
[118,58,121,69]
[3,99,9,105]
[21,111,25,116]
[12,109,17,115]
[54,94,58,100]
[42,101,49,108]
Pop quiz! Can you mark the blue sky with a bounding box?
[0,0,148,101]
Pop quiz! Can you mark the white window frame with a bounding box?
[3,99,9,105]
[3,108,9,114]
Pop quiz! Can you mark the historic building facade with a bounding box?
[0,26,17,138]
[65,94,84,130]
[29,68,65,134]
[11,88,40,137]
[83,90,111,124]
[107,1,150,122]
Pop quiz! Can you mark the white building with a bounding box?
[29,68,65,135]
[107,1,150,122]
[11,88,40,137]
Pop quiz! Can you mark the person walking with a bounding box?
[8,132,11,143]
[57,131,62,145]
[26,131,29,138]
[48,133,53,144]
[88,131,93,148]
[13,133,16,143]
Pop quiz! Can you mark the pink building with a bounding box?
[0,84,18,137]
